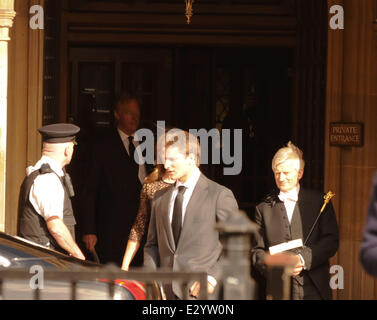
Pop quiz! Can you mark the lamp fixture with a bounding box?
[185,0,194,24]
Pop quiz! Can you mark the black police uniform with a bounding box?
[17,124,80,254]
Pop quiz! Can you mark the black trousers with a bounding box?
[292,276,322,300]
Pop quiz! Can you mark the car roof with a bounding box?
[0,232,100,270]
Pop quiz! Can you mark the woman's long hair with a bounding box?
[144,164,165,184]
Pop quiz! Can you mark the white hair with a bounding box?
[272,141,305,172]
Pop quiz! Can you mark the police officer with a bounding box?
[18,123,85,260]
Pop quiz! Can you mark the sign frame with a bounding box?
[329,122,364,147]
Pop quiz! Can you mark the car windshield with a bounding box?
[0,234,93,270]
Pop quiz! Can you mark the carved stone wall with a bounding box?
[6,0,44,234]
[0,0,15,232]
[326,0,377,299]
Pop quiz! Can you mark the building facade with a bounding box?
[1,0,377,299]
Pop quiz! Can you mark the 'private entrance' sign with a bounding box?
[329,122,363,147]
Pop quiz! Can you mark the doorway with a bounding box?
[67,46,294,218]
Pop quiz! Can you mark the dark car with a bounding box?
[0,232,146,300]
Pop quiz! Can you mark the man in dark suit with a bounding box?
[81,93,147,267]
[251,141,339,300]
[360,172,377,276]
[144,129,239,299]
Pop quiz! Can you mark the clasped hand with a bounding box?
[292,254,304,277]
[189,281,215,298]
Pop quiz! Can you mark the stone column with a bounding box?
[326,0,377,299]
[0,0,15,231]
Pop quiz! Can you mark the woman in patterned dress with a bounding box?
[121,164,174,270]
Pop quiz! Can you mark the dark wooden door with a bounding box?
[67,47,173,252]
[212,48,294,216]
[67,46,295,221]
[69,47,173,135]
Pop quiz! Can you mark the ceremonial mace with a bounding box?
[303,191,335,246]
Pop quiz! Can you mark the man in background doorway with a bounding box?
[81,93,147,267]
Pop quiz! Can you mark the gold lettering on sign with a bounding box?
[329,123,363,147]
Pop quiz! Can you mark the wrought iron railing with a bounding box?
[0,210,294,300]
[0,265,208,300]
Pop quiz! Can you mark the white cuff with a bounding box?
[298,254,306,270]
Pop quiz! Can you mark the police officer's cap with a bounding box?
[38,123,80,143]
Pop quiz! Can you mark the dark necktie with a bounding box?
[128,136,138,169]
[172,186,186,247]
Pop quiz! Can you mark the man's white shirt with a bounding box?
[167,167,217,287]
[168,166,201,226]
[278,184,300,223]
[27,156,65,221]
[117,128,147,184]
[278,184,306,269]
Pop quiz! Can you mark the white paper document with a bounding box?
[268,238,303,255]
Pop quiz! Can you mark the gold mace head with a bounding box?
[324,191,335,202]
[320,191,335,213]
